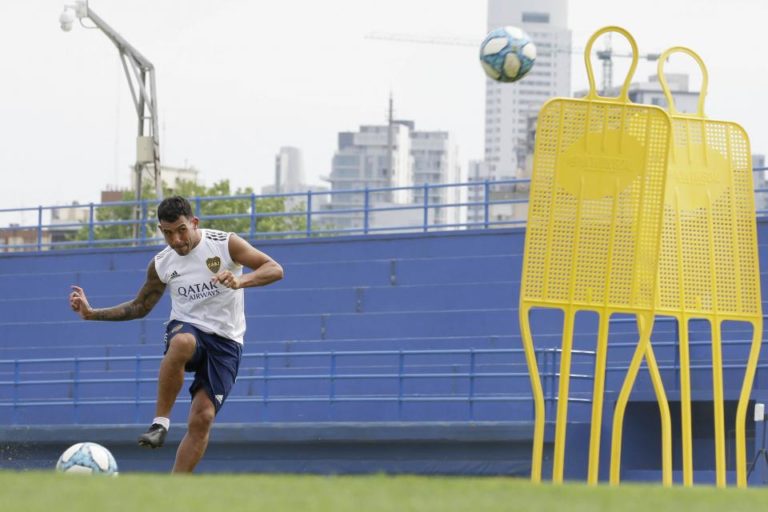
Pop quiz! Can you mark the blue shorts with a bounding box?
[163,320,242,414]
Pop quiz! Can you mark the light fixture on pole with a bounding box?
[60,0,162,237]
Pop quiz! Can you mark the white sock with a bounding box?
[153,416,170,430]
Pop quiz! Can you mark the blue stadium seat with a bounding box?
[1,226,767,435]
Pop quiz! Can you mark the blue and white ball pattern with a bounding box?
[479,26,537,83]
[55,442,119,476]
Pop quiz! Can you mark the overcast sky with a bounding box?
[0,0,766,215]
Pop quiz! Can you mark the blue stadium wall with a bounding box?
[1,225,767,483]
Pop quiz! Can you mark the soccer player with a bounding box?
[68,196,283,472]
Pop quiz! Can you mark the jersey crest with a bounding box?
[206,256,221,273]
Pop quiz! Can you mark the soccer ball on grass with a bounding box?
[479,26,537,83]
[55,442,119,476]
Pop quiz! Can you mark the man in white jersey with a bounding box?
[68,196,283,472]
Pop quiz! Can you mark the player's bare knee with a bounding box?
[189,408,215,435]
[167,333,196,358]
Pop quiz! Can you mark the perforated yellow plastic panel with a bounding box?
[653,47,763,489]
[659,122,760,316]
[524,101,670,310]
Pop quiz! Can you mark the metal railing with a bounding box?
[0,347,598,425]
[3,167,766,252]
[0,177,548,252]
[1,333,757,426]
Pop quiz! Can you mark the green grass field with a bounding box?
[3,471,768,512]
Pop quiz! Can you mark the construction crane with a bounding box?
[594,33,661,92]
[366,31,661,94]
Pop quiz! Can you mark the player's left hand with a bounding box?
[212,270,241,290]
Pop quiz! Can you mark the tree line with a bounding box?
[72,179,313,244]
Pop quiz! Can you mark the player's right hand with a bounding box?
[69,285,93,320]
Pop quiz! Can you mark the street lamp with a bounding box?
[59,0,163,237]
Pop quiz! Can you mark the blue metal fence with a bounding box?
[0,347,591,425]
[0,334,758,425]
[0,176,572,251]
[3,169,766,252]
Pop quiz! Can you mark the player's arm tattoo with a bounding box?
[90,261,166,321]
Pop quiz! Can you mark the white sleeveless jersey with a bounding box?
[154,229,245,344]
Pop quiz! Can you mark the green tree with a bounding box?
[72,179,311,245]
[71,189,143,246]
[175,180,309,236]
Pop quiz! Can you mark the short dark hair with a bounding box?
[157,196,193,222]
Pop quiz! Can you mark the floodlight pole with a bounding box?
[64,1,162,237]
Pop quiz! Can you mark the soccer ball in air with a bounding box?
[479,26,536,83]
[55,442,119,476]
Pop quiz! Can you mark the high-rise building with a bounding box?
[410,130,463,227]
[326,120,462,231]
[467,160,490,227]
[484,0,570,179]
[468,0,569,228]
[273,146,305,194]
[329,123,413,207]
[262,146,329,213]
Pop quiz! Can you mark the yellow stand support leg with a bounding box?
[643,340,673,486]
[678,317,694,486]
[711,320,727,488]
[610,314,672,486]
[736,321,763,488]
[519,304,546,483]
[587,312,610,485]
[552,309,575,483]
